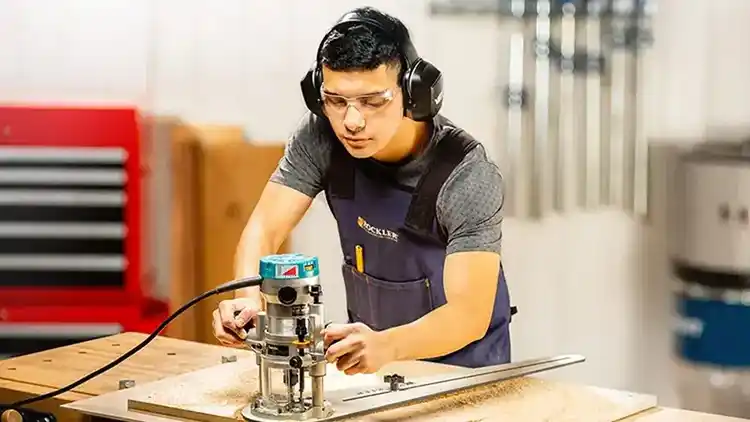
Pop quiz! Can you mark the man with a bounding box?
[212,7,514,374]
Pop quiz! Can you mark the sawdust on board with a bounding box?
[137,364,258,411]
[339,377,648,422]
[132,362,652,422]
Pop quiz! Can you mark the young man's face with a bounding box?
[320,64,404,159]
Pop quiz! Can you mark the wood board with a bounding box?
[190,128,289,345]
[0,333,254,422]
[120,358,657,422]
[0,333,254,398]
[621,408,750,422]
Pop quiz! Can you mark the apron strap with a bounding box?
[402,129,480,244]
[326,141,355,199]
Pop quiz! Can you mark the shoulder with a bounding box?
[269,112,335,198]
[433,124,504,254]
[431,118,505,202]
[445,142,504,195]
[290,112,336,152]
[437,139,505,218]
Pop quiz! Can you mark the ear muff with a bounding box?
[300,11,444,121]
[300,62,324,118]
[402,58,444,122]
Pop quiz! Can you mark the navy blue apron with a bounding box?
[324,128,516,368]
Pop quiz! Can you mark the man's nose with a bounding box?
[343,106,364,132]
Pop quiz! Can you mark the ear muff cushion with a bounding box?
[405,60,443,121]
[300,64,324,117]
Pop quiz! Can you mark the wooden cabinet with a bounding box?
[144,118,288,344]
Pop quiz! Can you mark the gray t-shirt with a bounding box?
[270,113,505,255]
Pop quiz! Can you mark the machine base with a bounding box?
[241,398,334,422]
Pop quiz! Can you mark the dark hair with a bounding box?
[319,7,410,83]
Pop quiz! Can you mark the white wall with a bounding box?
[2,0,750,408]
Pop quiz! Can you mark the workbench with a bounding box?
[0,333,745,422]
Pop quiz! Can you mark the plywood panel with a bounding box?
[191,126,288,344]
[139,115,202,342]
[622,408,750,422]
[123,359,657,422]
[138,119,288,344]
[166,121,202,341]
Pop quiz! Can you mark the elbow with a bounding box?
[241,214,279,251]
[462,305,493,343]
[234,217,275,273]
[468,318,491,343]
[457,307,492,344]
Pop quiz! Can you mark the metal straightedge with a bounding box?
[243,354,585,422]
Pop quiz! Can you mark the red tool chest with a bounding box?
[0,105,167,357]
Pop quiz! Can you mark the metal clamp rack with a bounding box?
[429,0,656,218]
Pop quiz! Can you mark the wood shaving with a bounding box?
[129,361,656,422]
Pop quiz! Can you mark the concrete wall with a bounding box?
[2,0,750,407]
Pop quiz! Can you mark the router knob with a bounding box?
[278,286,297,305]
[289,355,303,369]
[384,374,405,391]
[309,285,322,304]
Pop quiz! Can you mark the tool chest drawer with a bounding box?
[0,146,128,288]
[0,106,144,307]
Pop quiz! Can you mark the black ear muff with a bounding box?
[403,59,443,122]
[301,10,444,122]
[300,63,325,118]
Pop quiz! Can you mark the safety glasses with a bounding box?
[320,87,395,116]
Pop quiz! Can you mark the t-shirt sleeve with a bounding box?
[436,153,505,255]
[269,113,332,198]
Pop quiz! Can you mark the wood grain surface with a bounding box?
[123,358,657,422]
[53,335,745,422]
[622,408,750,422]
[0,333,254,398]
[0,333,255,421]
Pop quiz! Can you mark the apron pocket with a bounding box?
[341,263,435,331]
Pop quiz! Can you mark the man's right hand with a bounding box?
[212,298,260,348]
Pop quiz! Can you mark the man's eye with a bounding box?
[361,97,388,108]
[325,97,347,107]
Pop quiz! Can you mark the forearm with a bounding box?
[233,217,284,304]
[382,302,489,362]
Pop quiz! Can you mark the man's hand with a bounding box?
[323,322,396,375]
[212,298,260,348]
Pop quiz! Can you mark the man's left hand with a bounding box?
[323,322,395,375]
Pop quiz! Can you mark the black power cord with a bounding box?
[4,275,263,411]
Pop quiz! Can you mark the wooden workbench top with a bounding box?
[0,332,254,420]
[1,333,746,422]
